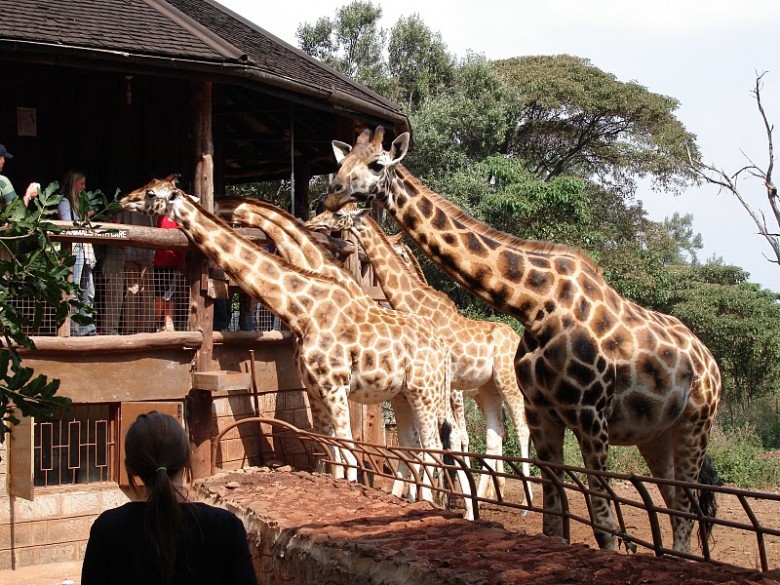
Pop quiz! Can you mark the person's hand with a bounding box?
[23,182,40,200]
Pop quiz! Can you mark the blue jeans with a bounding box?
[71,244,97,336]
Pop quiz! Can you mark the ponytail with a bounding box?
[124,412,191,585]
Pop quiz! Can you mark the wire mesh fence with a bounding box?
[212,418,780,573]
[10,255,281,336]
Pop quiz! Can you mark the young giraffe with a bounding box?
[307,205,533,504]
[118,177,462,506]
[324,127,722,553]
[215,196,474,513]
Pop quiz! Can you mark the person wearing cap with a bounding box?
[0,143,39,208]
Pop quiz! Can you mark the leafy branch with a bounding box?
[0,182,122,442]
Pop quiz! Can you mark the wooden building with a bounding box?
[0,0,408,569]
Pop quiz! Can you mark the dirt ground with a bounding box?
[475,479,780,574]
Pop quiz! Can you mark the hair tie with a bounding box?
[156,466,167,474]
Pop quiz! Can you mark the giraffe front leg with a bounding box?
[319,385,359,482]
[305,392,336,476]
[474,389,505,499]
[576,419,618,551]
[443,395,475,521]
[389,395,418,499]
[531,416,567,542]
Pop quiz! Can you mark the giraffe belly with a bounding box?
[348,377,405,404]
[607,385,689,445]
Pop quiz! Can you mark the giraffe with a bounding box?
[307,204,533,504]
[323,127,722,553]
[215,196,474,513]
[119,179,467,510]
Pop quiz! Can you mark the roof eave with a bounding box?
[0,38,410,134]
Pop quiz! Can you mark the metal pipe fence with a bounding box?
[211,418,780,573]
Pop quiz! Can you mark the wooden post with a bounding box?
[192,80,214,370]
[293,160,311,220]
[191,80,214,479]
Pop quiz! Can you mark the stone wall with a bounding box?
[0,480,130,570]
[194,468,776,585]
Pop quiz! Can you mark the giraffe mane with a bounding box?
[364,216,459,312]
[185,194,347,287]
[387,233,429,285]
[219,196,346,263]
[395,165,601,274]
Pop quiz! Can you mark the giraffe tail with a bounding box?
[439,418,454,462]
[439,418,457,486]
[697,454,720,544]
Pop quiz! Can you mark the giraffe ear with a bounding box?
[332,140,352,165]
[353,208,372,222]
[389,133,410,165]
[162,173,181,186]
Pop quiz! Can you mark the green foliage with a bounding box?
[708,425,780,488]
[0,182,121,442]
[387,14,455,108]
[296,1,388,91]
[409,54,518,179]
[492,54,698,195]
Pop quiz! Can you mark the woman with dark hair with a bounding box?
[81,412,257,585]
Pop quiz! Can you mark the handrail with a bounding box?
[211,417,780,572]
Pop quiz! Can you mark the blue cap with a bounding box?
[0,144,13,159]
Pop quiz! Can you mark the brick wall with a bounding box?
[0,481,130,570]
[212,388,314,472]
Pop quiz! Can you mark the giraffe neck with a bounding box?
[225,199,364,297]
[354,217,461,322]
[394,241,428,285]
[172,197,346,337]
[383,165,603,330]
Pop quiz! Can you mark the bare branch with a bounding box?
[687,74,780,268]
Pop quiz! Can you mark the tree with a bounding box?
[296,1,388,91]
[492,55,698,196]
[386,14,455,108]
[0,184,120,443]
[688,73,778,268]
[408,54,520,179]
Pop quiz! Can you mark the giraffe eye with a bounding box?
[145,190,155,198]
[368,160,384,173]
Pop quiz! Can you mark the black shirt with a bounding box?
[81,501,257,585]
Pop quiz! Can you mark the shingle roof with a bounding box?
[0,0,407,129]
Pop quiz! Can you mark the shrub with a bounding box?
[708,424,780,488]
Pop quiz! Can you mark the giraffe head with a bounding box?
[306,202,371,233]
[325,126,410,211]
[118,174,193,218]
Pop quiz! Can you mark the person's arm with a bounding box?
[57,198,70,221]
[226,515,258,585]
[81,515,112,585]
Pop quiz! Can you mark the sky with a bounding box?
[218,0,780,292]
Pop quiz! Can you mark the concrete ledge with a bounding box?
[194,468,775,585]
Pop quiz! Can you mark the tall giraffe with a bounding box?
[307,205,532,503]
[118,177,463,507]
[324,127,722,553]
[215,196,474,513]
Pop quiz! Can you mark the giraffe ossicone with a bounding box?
[325,126,722,554]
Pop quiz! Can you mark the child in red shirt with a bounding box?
[153,215,186,331]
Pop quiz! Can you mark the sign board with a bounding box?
[60,228,129,240]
